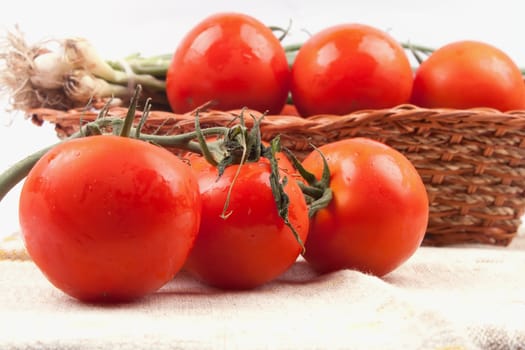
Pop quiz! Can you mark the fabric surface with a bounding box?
[1,233,524,350]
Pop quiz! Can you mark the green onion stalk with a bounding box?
[0,28,171,112]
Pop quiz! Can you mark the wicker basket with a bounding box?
[27,104,525,246]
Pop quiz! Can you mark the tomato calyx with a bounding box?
[193,110,306,252]
[269,19,293,42]
[402,42,435,65]
[283,146,333,218]
[207,109,265,174]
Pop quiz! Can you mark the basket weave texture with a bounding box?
[27,104,525,246]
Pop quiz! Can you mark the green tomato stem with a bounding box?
[0,145,55,202]
[269,20,293,42]
[282,145,332,218]
[193,111,220,166]
[140,127,230,155]
[400,42,435,54]
[119,85,142,137]
[0,116,115,202]
[283,43,302,53]
[265,137,306,253]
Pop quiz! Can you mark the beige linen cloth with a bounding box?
[1,232,524,350]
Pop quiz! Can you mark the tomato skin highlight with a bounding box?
[184,157,309,289]
[410,40,525,111]
[166,12,291,114]
[301,138,429,277]
[19,135,202,302]
[290,23,413,117]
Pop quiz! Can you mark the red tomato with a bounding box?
[184,156,309,289]
[290,23,413,117]
[410,40,525,111]
[19,135,201,302]
[301,138,429,277]
[166,12,290,114]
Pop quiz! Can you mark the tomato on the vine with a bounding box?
[184,155,309,289]
[290,23,413,117]
[301,138,429,277]
[410,40,525,111]
[19,135,202,302]
[166,12,291,114]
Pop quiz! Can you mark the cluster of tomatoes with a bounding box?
[18,125,428,302]
[165,12,525,116]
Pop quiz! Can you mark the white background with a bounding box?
[1,0,524,238]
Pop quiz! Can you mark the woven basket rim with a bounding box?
[27,102,525,119]
[25,103,525,139]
